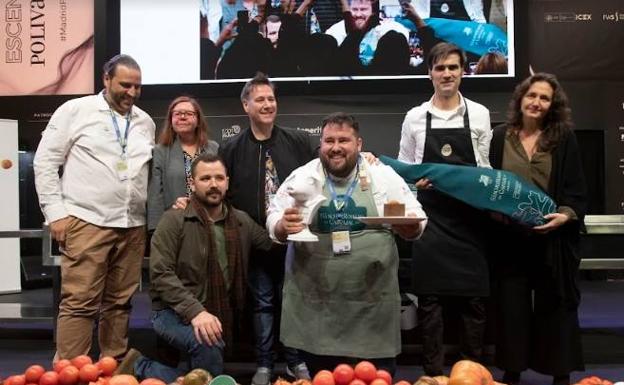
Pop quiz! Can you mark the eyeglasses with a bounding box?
[172,110,197,118]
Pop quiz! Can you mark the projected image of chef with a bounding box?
[350,0,374,29]
[325,0,379,45]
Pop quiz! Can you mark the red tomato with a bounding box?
[70,355,93,370]
[393,381,411,385]
[4,375,26,385]
[369,379,388,385]
[333,364,355,385]
[58,366,80,385]
[354,362,377,383]
[79,364,100,383]
[348,379,367,385]
[24,365,45,384]
[139,379,167,385]
[375,371,392,385]
[108,375,140,385]
[54,360,72,374]
[97,357,118,377]
[39,372,60,385]
[313,370,336,385]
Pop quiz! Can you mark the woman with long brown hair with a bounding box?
[148,96,219,231]
[489,73,587,385]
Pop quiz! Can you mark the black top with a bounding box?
[490,124,588,307]
[219,125,317,225]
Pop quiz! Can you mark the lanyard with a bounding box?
[109,109,131,157]
[325,161,360,211]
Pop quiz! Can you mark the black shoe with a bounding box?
[552,375,570,385]
[114,348,142,375]
[502,371,520,385]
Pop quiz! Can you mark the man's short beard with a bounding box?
[321,155,357,178]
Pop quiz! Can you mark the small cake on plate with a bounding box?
[384,200,405,216]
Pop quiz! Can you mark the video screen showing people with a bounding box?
[121,0,513,85]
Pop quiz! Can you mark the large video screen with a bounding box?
[0,0,94,96]
[120,0,514,85]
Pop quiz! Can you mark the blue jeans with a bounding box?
[135,309,224,382]
[249,247,301,368]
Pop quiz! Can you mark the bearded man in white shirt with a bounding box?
[34,54,155,362]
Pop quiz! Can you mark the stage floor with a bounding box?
[1,280,623,384]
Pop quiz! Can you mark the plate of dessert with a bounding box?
[356,200,426,225]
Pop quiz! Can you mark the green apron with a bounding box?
[280,173,401,358]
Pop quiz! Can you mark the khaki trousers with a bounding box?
[56,217,145,359]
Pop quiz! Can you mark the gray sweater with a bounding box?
[147,137,219,230]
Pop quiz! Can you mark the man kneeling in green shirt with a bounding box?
[118,153,274,382]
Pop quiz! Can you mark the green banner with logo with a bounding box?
[380,156,556,226]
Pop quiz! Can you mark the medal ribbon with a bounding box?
[325,160,360,212]
[109,109,131,158]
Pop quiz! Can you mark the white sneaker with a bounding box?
[286,363,311,380]
[252,367,272,385]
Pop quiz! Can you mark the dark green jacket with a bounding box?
[149,203,273,322]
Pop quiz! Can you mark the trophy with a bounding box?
[286,174,326,242]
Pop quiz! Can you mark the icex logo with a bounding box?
[478,175,492,187]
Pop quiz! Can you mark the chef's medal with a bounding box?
[359,169,369,191]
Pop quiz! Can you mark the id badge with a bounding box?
[332,231,351,254]
[116,159,129,181]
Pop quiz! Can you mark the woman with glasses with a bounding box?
[148,96,219,231]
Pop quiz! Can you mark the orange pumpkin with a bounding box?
[448,361,493,385]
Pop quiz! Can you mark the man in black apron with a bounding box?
[397,42,492,375]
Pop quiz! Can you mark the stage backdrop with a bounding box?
[527,0,624,213]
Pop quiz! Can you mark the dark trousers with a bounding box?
[249,247,302,368]
[417,295,486,375]
[495,263,584,376]
[299,350,396,377]
[135,309,224,383]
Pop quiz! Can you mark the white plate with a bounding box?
[356,216,426,225]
